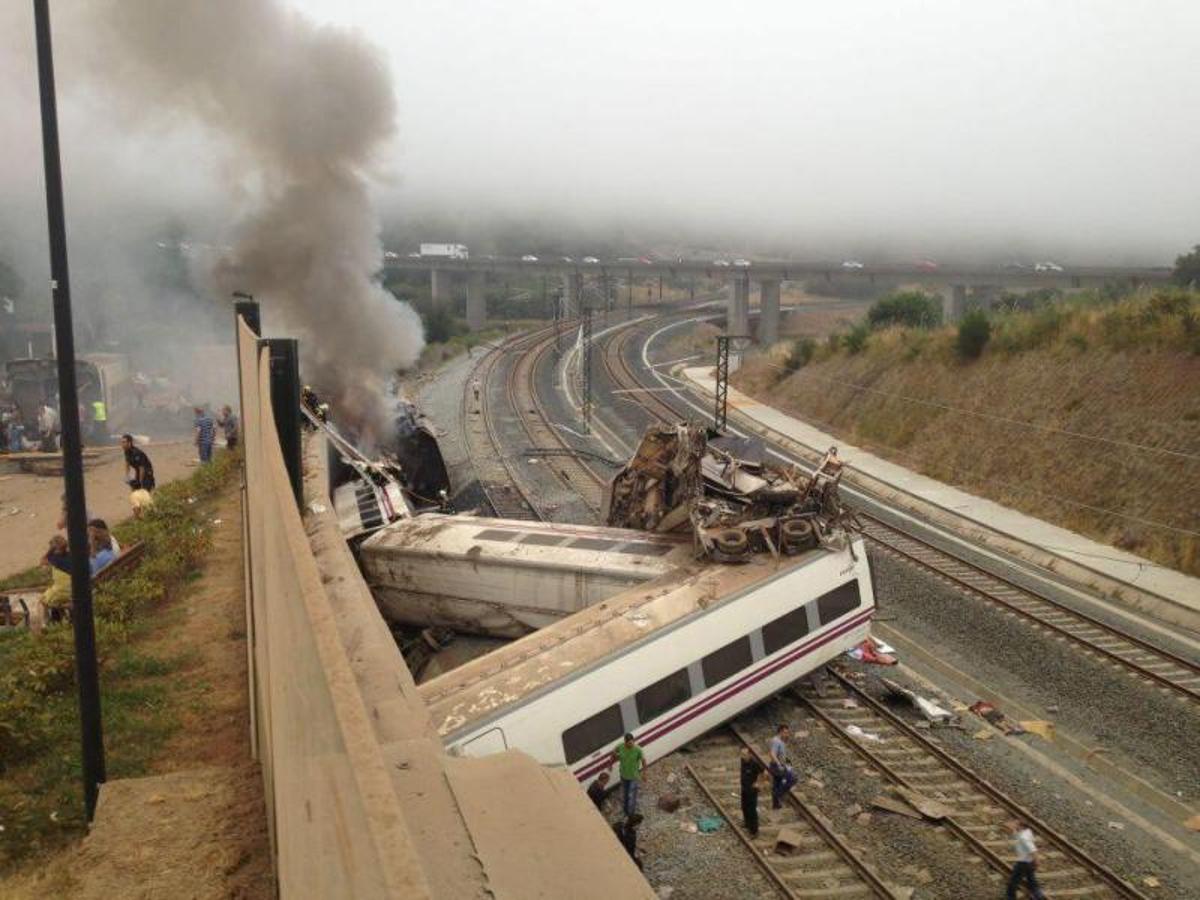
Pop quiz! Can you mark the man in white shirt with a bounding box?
[1006,819,1046,899]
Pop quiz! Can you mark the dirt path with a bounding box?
[3,486,274,899]
[0,441,200,580]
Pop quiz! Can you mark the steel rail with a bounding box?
[799,670,1147,899]
[726,724,899,899]
[859,517,1200,703]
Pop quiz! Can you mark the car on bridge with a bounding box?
[561,256,574,263]
[733,258,751,267]
[841,260,865,270]
[712,259,730,267]
[582,256,599,264]
[521,254,539,262]
[1034,261,1064,272]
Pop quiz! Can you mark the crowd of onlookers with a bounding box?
[28,402,239,625]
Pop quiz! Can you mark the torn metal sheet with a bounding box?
[605,424,857,562]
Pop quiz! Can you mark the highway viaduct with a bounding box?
[386,258,1172,344]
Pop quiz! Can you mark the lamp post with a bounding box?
[32,0,106,820]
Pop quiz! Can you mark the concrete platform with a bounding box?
[683,366,1200,631]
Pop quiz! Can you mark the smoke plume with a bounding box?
[83,0,423,438]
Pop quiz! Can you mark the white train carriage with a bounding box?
[419,536,873,785]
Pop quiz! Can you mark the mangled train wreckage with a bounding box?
[323,416,875,781]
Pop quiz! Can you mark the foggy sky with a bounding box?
[292,0,1200,262]
[3,0,1199,292]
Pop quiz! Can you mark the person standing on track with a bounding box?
[739,747,764,836]
[615,732,645,818]
[1006,819,1046,899]
[768,723,798,808]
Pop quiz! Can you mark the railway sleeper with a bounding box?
[790,884,876,899]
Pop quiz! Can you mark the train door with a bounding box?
[460,727,508,757]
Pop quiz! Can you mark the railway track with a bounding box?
[506,323,607,515]
[792,669,1147,899]
[859,518,1200,704]
[685,727,899,900]
[464,327,553,520]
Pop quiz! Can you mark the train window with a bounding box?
[635,668,692,724]
[762,605,811,655]
[562,704,624,765]
[701,636,753,688]
[817,581,862,625]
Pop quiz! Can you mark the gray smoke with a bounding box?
[81,0,423,439]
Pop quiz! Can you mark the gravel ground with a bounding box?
[738,693,999,900]
[872,550,1200,801]
[631,750,778,900]
[852,664,1200,899]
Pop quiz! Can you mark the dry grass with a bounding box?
[734,291,1200,576]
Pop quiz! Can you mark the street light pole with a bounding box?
[33,0,106,820]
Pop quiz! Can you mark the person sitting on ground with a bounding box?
[89,530,115,576]
[587,771,610,812]
[216,405,239,450]
[88,519,120,556]
[194,406,216,463]
[121,434,156,491]
[42,534,72,622]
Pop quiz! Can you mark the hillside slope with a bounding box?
[734,296,1200,576]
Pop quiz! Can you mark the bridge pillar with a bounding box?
[431,268,452,308]
[466,271,486,332]
[758,279,781,345]
[941,284,968,322]
[728,274,750,336]
[562,272,582,317]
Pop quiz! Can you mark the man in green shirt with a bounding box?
[615,732,645,818]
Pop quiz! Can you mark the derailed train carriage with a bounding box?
[416,526,872,784]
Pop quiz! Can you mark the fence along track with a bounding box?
[859,518,1200,704]
[793,670,1147,899]
[685,727,899,899]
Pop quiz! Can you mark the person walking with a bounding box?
[615,732,645,818]
[1006,819,1046,900]
[121,434,156,491]
[217,405,239,450]
[768,724,798,809]
[587,771,610,812]
[739,747,764,837]
[194,406,216,464]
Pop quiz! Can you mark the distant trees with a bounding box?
[1172,244,1200,287]
[867,291,943,330]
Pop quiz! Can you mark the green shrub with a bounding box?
[784,337,816,373]
[956,310,991,359]
[867,291,943,330]
[843,322,870,354]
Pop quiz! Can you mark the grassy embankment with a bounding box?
[733,288,1200,576]
[0,452,239,871]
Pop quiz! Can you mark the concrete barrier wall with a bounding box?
[237,321,433,898]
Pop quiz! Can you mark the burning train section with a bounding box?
[308,400,880,782]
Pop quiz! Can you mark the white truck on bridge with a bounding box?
[420,243,469,260]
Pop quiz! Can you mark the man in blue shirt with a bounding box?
[194,406,216,464]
